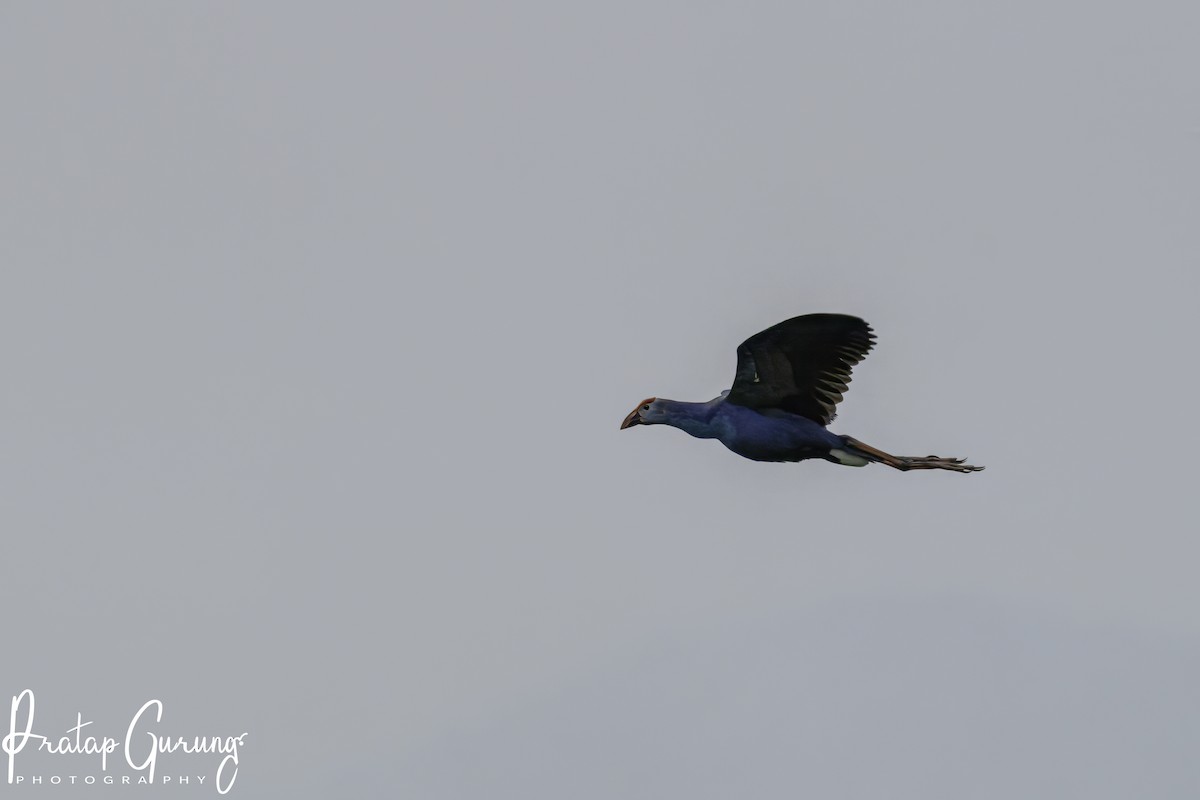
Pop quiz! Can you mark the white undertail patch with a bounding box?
[829,448,870,467]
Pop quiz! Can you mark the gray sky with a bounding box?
[2,2,1198,797]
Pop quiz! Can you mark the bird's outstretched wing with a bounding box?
[724,313,875,426]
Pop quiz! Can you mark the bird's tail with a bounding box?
[841,436,983,473]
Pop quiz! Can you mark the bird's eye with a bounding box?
[642,404,651,411]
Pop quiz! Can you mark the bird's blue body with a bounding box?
[650,397,845,463]
[621,313,982,473]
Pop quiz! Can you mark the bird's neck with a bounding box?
[659,399,722,439]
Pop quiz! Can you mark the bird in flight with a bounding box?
[621,313,982,472]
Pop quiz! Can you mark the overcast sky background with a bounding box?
[2,2,1198,797]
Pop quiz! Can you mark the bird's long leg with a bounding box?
[842,436,984,473]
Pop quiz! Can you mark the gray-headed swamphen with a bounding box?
[621,313,983,472]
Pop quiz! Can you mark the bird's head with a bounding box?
[620,397,663,429]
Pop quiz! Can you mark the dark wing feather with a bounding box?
[724,313,875,425]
